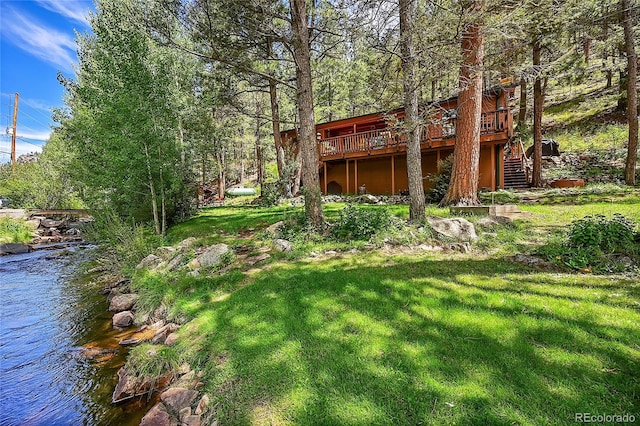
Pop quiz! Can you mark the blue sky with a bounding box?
[0,0,94,163]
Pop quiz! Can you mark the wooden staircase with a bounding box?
[503,139,529,189]
[504,158,529,189]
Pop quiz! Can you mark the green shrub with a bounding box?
[331,204,394,241]
[0,218,34,243]
[567,214,636,255]
[257,181,281,207]
[425,156,453,203]
[539,214,639,273]
[279,210,316,242]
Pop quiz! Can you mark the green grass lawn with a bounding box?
[131,197,640,425]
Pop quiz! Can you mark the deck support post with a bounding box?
[491,144,496,190]
[355,159,358,193]
[346,160,350,194]
[436,150,441,173]
[323,162,327,194]
[499,144,505,188]
[391,156,395,194]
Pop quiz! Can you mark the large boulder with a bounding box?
[109,294,138,312]
[140,403,172,426]
[176,237,197,251]
[427,216,478,242]
[136,254,162,270]
[161,387,198,413]
[189,244,230,270]
[112,311,135,328]
[0,243,29,255]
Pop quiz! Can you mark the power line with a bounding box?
[18,108,51,129]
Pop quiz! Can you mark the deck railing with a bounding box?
[318,109,510,158]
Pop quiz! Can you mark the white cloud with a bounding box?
[35,0,91,26]
[0,6,78,72]
[18,127,52,141]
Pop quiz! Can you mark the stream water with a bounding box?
[0,248,150,426]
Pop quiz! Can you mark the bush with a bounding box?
[257,181,281,207]
[331,204,394,241]
[539,214,640,273]
[568,214,636,254]
[0,218,34,243]
[425,156,453,203]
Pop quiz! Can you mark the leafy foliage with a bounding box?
[0,218,34,244]
[425,156,453,204]
[330,204,395,241]
[539,214,640,272]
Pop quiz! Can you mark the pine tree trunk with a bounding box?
[441,0,484,207]
[532,38,544,187]
[290,0,323,228]
[269,78,285,182]
[399,0,425,222]
[622,0,638,185]
[517,78,527,132]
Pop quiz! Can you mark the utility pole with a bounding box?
[11,93,19,167]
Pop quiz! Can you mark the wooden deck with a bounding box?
[318,110,512,161]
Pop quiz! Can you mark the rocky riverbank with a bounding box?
[97,237,219,426]
[0,212,91,255]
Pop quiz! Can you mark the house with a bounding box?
[281,85,526,195]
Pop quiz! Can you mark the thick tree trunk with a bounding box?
[269,79,285,180]
[290,0,323,227]
[622,0,638,185]
[517,78,527,132]
[441,1,484,207]
[532,38,544,187]
[399,0,425,222]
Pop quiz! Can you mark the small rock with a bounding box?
[477,215,513,229]
[245,253,271,265]
[183,415,202,426]
[324,250,337,255]
[160,387,198,413]
[41,218,64,228]
[136,254,162,270]
[274,239,292,253]
[164,333,179,346]
[109,293,138,312]
[179,407,192,421]
[112,311,135,328]
[140,403,172,426]
[118,338,140,346]
[194,394,210,415]
[447,242,471,253]
[265,221,284,236]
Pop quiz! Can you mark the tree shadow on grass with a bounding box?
[177,256,640,425]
